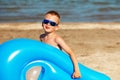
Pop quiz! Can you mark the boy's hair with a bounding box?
[45,10,60,19]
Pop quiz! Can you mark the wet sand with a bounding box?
[0,22,120,80]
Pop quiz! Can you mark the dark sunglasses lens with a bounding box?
[43,19,57,26]
[43,19,49,24]
[50,22,56,26]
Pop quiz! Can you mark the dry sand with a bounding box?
[0,22,120,80]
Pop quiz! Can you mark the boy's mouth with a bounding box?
[45,26,50,29]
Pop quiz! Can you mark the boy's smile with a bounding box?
[44,25,51,30]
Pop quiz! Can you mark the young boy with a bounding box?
[40,10,81,78]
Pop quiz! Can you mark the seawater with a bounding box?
[0,0,120,22]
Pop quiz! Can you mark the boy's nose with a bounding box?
[46,23,52,26]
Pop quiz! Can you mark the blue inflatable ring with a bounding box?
[0,38,111,80]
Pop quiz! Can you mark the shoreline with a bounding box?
[0,22,120,30]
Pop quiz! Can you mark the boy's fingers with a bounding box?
[72,74,75,78]
[72,74,81,78]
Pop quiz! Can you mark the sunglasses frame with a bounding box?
[42,19,58,26]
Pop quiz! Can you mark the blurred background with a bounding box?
[0,0,120,22]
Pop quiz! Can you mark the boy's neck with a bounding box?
[45,31,56,36]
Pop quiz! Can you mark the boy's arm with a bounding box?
[55,36,81,78]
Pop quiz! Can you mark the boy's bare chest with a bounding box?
[42,37,58,47]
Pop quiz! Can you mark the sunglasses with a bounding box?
[42,19,58,26]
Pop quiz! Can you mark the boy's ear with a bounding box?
[42,23,43,27]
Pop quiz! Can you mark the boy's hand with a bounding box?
[72,71,81,78]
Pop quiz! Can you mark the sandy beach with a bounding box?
[0,22,120,80]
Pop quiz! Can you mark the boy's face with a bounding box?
[42,14,60,33]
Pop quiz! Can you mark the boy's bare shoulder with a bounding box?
[55,35,64,43]
[40,33,46,38]
[39,33,46,41]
